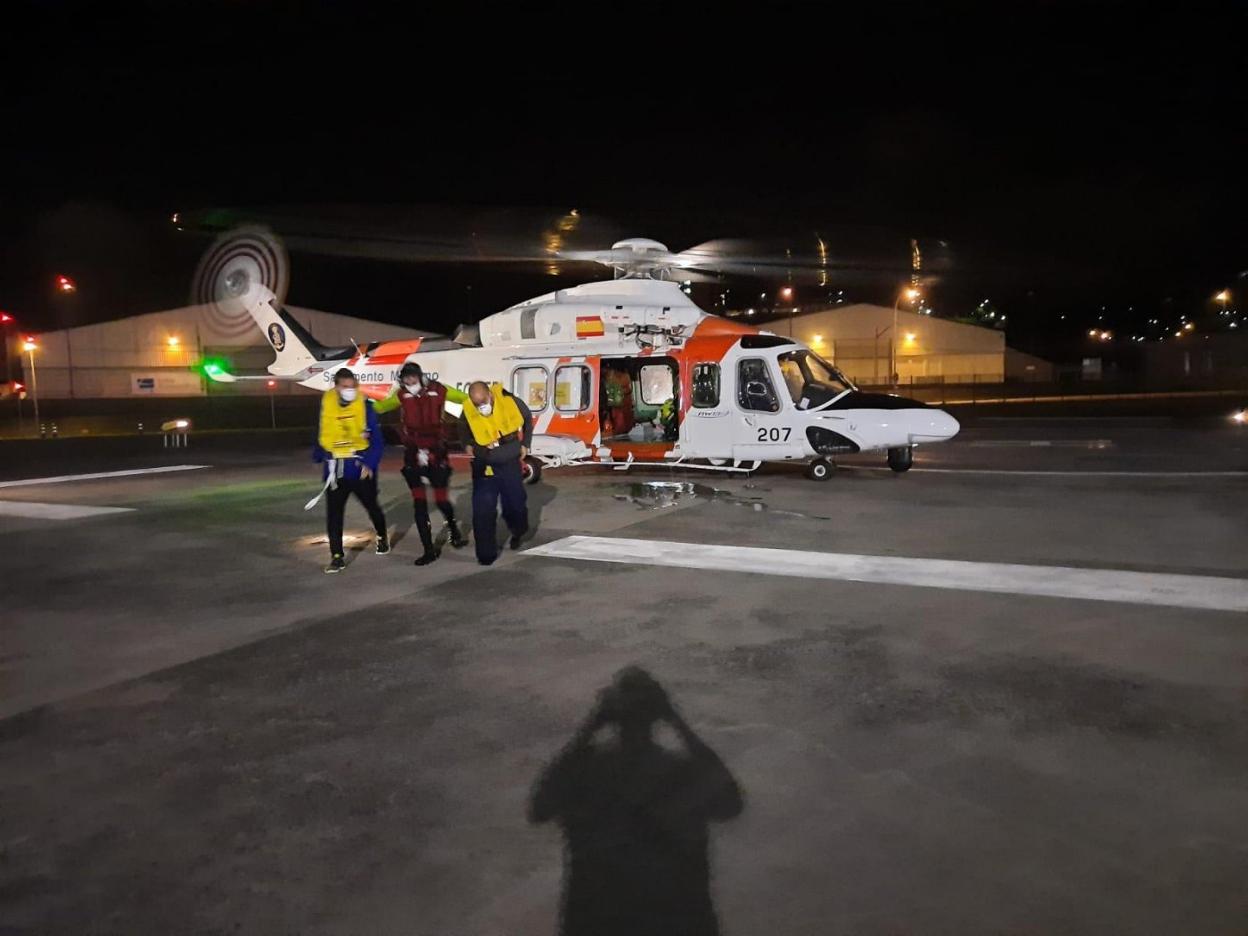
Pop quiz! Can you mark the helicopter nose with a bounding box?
[910,408,960,442]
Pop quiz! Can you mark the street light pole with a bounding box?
[0,312,13,386]
[23,339,40,435]
[892,287,919,387]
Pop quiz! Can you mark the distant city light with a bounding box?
[21,337,38,352]
[55,275,76,294]
[167,336,180,348]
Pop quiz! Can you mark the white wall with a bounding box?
[782,304,1005,384]
[21,305,433,399]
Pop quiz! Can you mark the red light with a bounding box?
[55,275,77,294]
[0,312,13,324]
[12,382,24,391]
[266,380,277,388]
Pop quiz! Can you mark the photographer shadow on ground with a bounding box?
[529,667,744,936]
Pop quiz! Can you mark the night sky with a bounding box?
[2,3,1244,359]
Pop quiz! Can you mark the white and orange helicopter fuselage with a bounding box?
[220,276,959,480]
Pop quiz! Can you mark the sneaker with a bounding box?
[447,521,468,549]
[413,549,439,567]
[325,555,346,574]
[375,536,391,556]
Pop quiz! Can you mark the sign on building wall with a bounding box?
[130,372,203,396]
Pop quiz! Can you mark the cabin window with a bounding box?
[555,365,592,412]
[511,366,549,412]
[639,363,675,406]
[520,307,537,340]
[737,358,780,412]
[691,363,720,408]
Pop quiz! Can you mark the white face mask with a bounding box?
[338,387,358,402]
[476,402,493,416]
[403,381,422,395]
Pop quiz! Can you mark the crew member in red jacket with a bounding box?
[376,361,469,565]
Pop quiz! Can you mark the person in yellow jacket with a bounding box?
[463,380,533,565]
[315,368,390,573]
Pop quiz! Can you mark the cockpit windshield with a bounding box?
[777,349,855,409]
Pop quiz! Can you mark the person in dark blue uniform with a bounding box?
[462,380,533,566]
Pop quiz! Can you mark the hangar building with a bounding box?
[8,304,431,399]
[767,303,1006,385]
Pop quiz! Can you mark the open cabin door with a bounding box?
[598,356,680,455]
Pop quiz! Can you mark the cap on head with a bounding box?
[334,367,356,385]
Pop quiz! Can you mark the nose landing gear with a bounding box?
[805,457,833,481]
[887,446,914,473]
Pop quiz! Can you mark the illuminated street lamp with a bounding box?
[11,380,25,433]
[21,337,39,434]
[0,311,14,386]
[266,378,278,429]
[891,287,921,385]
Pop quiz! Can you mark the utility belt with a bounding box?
[330,453,362,480]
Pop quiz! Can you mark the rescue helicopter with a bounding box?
[196,228,960,481]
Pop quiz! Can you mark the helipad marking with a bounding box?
[0,501,134,520]
[967,439,1113,448]
[527,535,1248,613]
[0,465,209,489]
[852,467,1248,478]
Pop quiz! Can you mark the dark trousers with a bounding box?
[326,475,388,557]
[472,460,527,564]
[401,460,455,551]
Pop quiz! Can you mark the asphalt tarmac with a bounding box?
[2,415,1246,935]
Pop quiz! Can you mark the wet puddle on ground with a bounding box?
[612,481,830,521]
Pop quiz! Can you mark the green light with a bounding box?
[194,356,234,382]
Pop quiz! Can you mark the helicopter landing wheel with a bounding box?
[522,456,543,485]
[805,457,833,481]
[887,446,914,473]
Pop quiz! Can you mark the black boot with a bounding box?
[447,518,468,549]
[413,503,438,566]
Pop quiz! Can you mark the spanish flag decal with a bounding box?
[575,315,605,339]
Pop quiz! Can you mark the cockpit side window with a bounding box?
[737,358,781,412]
[777,349,853,408]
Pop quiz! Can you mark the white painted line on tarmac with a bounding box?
[967,439,1113,448]
[850,466,1248,478]
[0,465,210,489]
[0,501,134,520]
[527,535,1248,613]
